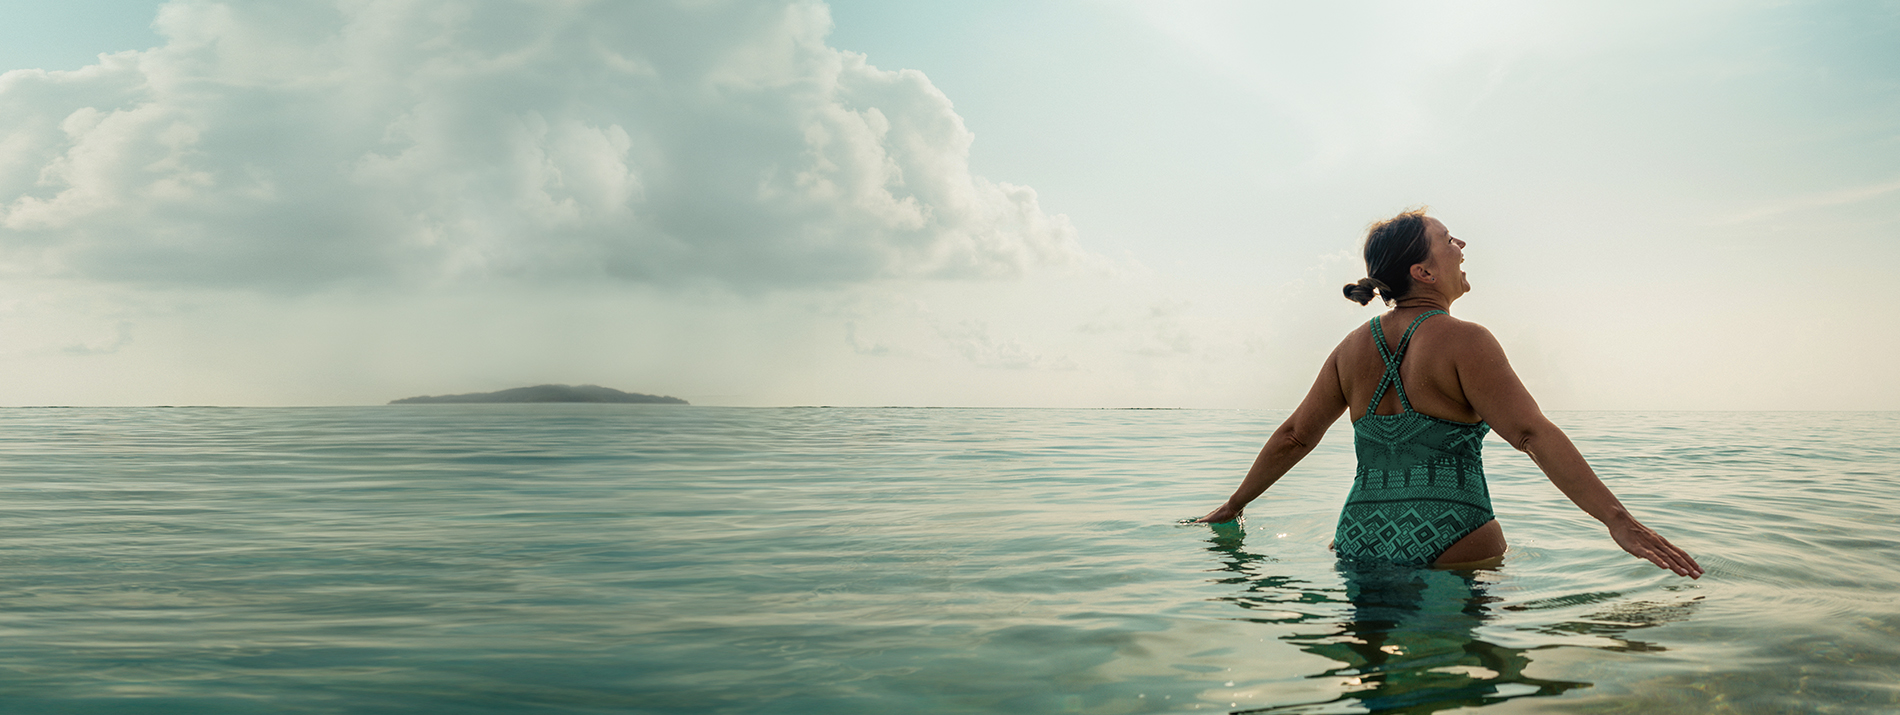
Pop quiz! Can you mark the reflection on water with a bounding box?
[5,407,1860,711]
[1200,524,1699,713]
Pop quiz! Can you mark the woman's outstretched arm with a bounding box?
[1456,323,1704,578]
[1196,348,1350,523]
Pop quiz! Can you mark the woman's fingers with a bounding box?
[1614,523,1703,579]
[1657,536,1703,579]
[1640,533,1702,579]
[1195,506,1241,524]
[1660,541,1704,579]
[1647,547,1694,578]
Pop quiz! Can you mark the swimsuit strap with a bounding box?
[1367,310,1447,414]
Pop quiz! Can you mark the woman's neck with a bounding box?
[1393,296,1451,312]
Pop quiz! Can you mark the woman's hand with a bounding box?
[1192,348,1345,528]
[1608,519,1704,579]
[1195,504,1243,524]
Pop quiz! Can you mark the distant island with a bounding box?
[389,384,689,405]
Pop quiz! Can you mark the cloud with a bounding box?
[61,319,134,356]
[1117,1,1545,169]
[1074,298,1198,357]
[0,0,1082,290]
[934,319,1074,371]
[1715,177,1900,225]
[842,320,888,356]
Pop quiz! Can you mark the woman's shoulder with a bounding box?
[1332,317,1374,349]
[1420,313,1507,358]
[1426,312,1490,336]
[1331,311,1501,353]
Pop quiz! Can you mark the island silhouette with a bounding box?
[389,384,688,405]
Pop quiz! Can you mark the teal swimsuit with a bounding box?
[1334,311,1495,565]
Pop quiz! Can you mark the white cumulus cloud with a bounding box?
[0,0,1082,290]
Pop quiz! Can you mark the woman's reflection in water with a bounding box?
[1204,523,1590,714]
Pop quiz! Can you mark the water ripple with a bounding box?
[0,407,1893,712]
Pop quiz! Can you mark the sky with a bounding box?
[0,0,1895,409]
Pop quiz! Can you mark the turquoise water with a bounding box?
[0,407,1895,713]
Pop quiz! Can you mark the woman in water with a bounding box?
[1197,209,1702,578]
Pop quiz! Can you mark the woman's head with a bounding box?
[1342,209,1465,306]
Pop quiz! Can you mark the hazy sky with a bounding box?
[0,0,1895,408]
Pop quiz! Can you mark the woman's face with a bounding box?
[1420,218,1470,297]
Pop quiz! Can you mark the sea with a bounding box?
[0,405,1894,714]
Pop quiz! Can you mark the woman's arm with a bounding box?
[1456,323,1704,578]
[1196,348,1350,523]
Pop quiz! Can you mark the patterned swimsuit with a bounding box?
[1333,311,1495,565]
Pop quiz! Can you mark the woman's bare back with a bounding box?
[1335,308,1484,424]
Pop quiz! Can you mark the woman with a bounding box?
[1197,209,1701,577]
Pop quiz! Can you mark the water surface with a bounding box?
[0,407,1893,713]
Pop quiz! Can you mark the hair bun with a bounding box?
[1342,277,1386,306]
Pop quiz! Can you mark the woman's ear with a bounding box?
[1410,263,1436,284]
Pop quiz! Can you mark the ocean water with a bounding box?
[0,406,1895,714]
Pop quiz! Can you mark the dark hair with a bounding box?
[1341,208,1432,306]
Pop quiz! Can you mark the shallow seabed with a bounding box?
[0,407,1894,713]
